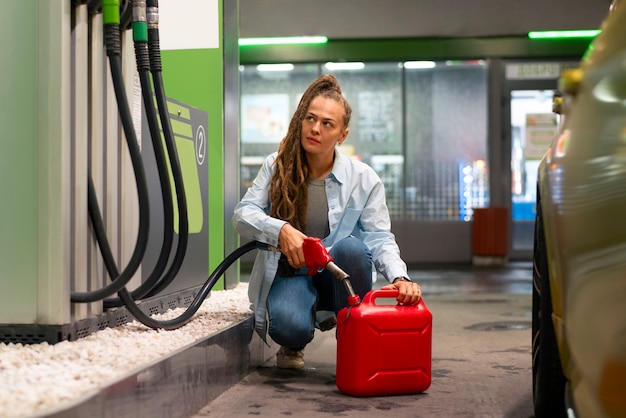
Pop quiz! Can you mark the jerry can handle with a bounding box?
[362,289,426,308]
[362,289,398,304]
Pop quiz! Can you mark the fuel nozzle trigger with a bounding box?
[302,237,361,306]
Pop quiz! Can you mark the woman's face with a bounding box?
[300,95,349,159]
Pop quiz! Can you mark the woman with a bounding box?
[232,74,422,369]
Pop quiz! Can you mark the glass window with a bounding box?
[405,61,489,221]
[239,60,489,222]
[239,64,320,196]
[329,63,404,219]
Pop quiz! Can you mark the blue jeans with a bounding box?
[266,236,373,350]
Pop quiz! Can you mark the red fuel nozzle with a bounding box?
[302,237,360,305]
[302,237,333,276]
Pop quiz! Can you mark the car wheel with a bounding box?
[532,197,567,418]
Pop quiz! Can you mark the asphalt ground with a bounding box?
[193,263,535,418]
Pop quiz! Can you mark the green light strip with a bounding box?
[528,29,601,39]
[238,36,328,46]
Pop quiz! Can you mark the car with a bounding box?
[531,2,626,418]
[531,1,626,417]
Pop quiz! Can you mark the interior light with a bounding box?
[256,63,295,72]
[528,30,601,39]
[445,60,486,66]
[404,61,436,69]
[324,62,365,71]
[238,36,328,46]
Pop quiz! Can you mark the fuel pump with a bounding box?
[0,0,238,344]
[71,0,224,330]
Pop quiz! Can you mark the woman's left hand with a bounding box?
[381,280,422,305]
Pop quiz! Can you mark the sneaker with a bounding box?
[276,346,305,369]
[315,310,337,332]
[317,315,337,331]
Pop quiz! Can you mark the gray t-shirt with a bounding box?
[306,177,330,238]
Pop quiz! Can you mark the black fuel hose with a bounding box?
[80,1,251,331]
[92,185,258,329]
[76,2,174,306]
[115,240,258,330]
[142,0,190,298]
[71,25,151,303]
[103,27,179,308]
[85,1,239,331]
[104,0,190,305]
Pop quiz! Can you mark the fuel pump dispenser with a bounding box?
[0,0,235,344]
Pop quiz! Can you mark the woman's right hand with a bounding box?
[279,223,307,268]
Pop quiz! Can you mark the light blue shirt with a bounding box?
[232,150,408,340]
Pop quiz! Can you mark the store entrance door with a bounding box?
[502,61,578,260]
[509,89,558,255]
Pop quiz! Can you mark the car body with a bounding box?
[532,1,626,417]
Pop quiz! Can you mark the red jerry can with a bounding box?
[336,289,432,396]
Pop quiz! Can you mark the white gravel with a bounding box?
[0,284,252,418]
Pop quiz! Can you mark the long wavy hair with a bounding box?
[269,74,352,232]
